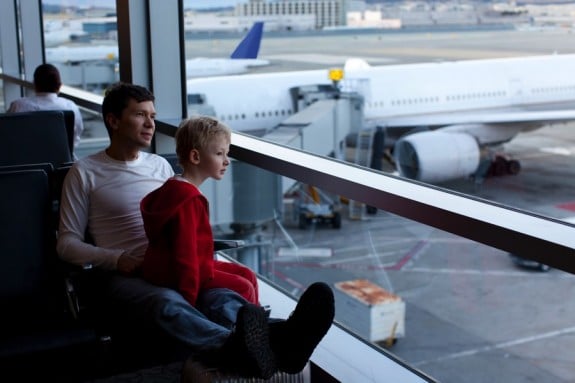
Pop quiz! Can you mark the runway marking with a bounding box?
[387,240,428,271]
[321,250,403,265]
[557,202,575,212]
[540,146,575,156]
[271,269,305,292]
[413,325,575,367]
[406,267,544,277]
[267,260,397,271]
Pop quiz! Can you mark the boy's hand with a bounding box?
[117,250,143,275]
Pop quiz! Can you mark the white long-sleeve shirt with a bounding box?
[57,150,174,270]
[8,92,85,148]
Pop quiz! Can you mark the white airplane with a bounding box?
[45,45,118,63]
[186,53,575,183]
[45,22,269,78]
[44,29,90,47]
[43,19,89,47]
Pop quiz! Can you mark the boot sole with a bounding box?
[237,304,278,379]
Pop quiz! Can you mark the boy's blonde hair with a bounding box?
[175,116,231,166]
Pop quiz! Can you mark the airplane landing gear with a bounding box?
[489,155,521,177]
[472,152,521,188]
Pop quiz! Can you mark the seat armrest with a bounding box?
[213,239,245,251]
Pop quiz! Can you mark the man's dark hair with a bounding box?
[33,63,62,93]
[101,82,155,135]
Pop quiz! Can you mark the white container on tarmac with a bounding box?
[334,279,405,344]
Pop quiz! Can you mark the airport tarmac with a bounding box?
[260,121,575,383]
[199,27,575,383]
[187,26,575,70]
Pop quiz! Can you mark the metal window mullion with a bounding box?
[19,0,44,84]
[0,0,23,104]
[116,0,149,86]
[147,0,186,153]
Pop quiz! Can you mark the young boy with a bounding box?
[141,116,259,306]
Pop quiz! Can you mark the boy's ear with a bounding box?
[189,149,200,164]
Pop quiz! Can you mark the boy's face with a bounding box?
[197,133,230,181]
[107,99,156,149]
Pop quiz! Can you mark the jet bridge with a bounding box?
[264,84,365,193]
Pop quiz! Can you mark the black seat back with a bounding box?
[0,169,60,322]
[62,109,76,156]
[0,110,73,167]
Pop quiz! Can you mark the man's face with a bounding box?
[108,99,156,149]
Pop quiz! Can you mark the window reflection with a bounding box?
[41,1,116,156]
[216,159,575,383]
[42,0,119,93]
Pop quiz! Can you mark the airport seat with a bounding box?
[0,110,73,168]
[61,109,76,156]
[0,169,101,381]
[0,162,73,230]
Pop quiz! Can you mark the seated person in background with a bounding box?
[57,82,335,379]
[141,116,259,306]
[8,63,84,150]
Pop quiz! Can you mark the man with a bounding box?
[8,63,84,150]
[57,82,334,379]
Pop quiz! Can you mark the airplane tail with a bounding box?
[230,22,264,59]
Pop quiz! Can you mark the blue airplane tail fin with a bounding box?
[230,22,264,59]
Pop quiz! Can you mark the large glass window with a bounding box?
[3,2,574,381]
[41,0,118,156]
[212,157,575,383]
[182,0,575,222]
[42,0,119,93]
[181,2,575,382]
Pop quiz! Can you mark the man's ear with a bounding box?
[189,149,200,164]
[105,113,119,132]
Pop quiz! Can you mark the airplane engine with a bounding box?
[393,131,480,183]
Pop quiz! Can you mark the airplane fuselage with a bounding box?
[187,54,575,135]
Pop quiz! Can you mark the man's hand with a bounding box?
[117,250,143,275]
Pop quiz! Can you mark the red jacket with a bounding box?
[141,178,214,306]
